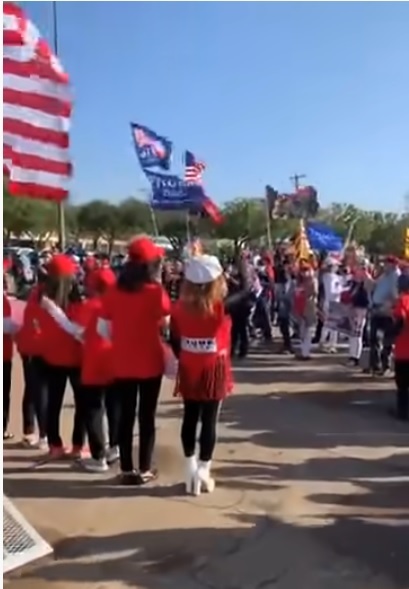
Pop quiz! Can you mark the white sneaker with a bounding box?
[193,460,215,496]
[37,437,48,451]
[184,455,198,494]
[81,458,109,473]
[106,446,120,464]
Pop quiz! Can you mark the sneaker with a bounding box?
[106,446,120,465]
[21,435,38,448]
[37,437,48,451]
[47,446,67,460]
[69,446,90,460]
[81,457,109,473]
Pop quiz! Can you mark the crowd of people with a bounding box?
[3,237,409,496]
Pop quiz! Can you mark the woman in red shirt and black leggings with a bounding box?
[38,255,89,459]
[98,237,170,486]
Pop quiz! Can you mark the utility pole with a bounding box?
[289,173,306,191]
[52,0,66,250]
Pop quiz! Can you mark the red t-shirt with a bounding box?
[3,294,13,362]
[100,282,171,380]
[39,299,91,368]
[16,286,43,357]
[81,297,114,386]
[394,294,409,361]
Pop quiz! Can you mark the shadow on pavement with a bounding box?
[7,509,409,589]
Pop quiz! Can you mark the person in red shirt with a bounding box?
[3,291,18,440]
[98,237,170,485]
[80,267,118,473]
[392,274,409,421]
[38,254,90,459]
[170,254,250,496]
[16,277,48,449]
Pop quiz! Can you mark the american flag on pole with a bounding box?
[184,150,206,185]
[184,150,223,224]
[3,2,72,202]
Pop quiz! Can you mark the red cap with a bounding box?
[128,237,164,262]
[84,256,98,272]
[47,254,77,277]
[89,268,116,291]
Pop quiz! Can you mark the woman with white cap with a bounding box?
[169,253,250,495]
[320,257,343,353]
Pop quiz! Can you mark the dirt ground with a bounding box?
[3,346,409,589]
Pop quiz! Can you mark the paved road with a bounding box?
[4,348,409,589]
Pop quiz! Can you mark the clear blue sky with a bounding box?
[24,1,409,211]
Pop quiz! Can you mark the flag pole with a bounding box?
[264,195,273,252]
[185,212,191,246]
[52,0,66,251]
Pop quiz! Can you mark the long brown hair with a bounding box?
[42,275,75,310]
[180,274,227,316]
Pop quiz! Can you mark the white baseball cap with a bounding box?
[184,255,223,284]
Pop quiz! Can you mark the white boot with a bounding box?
[185,456,198,494]
[193,460,215,496]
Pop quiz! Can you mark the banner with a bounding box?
[146,171,193,210]
[306,222,343,252]
[324,301,353,336]
[131,123,172,171]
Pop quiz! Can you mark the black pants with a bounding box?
[394,360,409,419]
[82,384,121,460]
[115,376,162,473]
[231,316,249,357]
[21,356,48,438]
[369,315,393,371]
[181,400,221,462]
[313,318,323,343]
[3,360,12,432]
[253,297,272,340]
[43,364,85,449]
[278,317,292,351]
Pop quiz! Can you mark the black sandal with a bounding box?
[136,469,158,486]
[118,471,141,486]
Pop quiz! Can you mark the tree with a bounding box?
[77,200,122,252]
[117,198,152,236]
[215,199,265,252]
[3,183,57,242]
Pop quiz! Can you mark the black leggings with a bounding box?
[395,360,409,419]
[115,376,162,473]
[21,356,48,438]
[82,384,121,460]
[181,400,221,462]
[3,360,12,433]
[43,363,85,449]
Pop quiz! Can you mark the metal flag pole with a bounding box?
[52,0,66,250]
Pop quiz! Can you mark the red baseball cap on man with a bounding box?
[128,237,164,263]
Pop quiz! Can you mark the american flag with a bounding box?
[184,150,206,185]
[3,2,72,202]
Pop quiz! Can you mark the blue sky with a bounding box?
[24,1,409,211]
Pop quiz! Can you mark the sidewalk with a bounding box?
[4,352,409,589]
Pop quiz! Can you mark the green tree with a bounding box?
[77,200,122,252]
[3,183,57,242]
[117,197,152,236]
[216,199,266,252]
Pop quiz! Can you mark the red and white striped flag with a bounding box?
[3,2,72,202]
